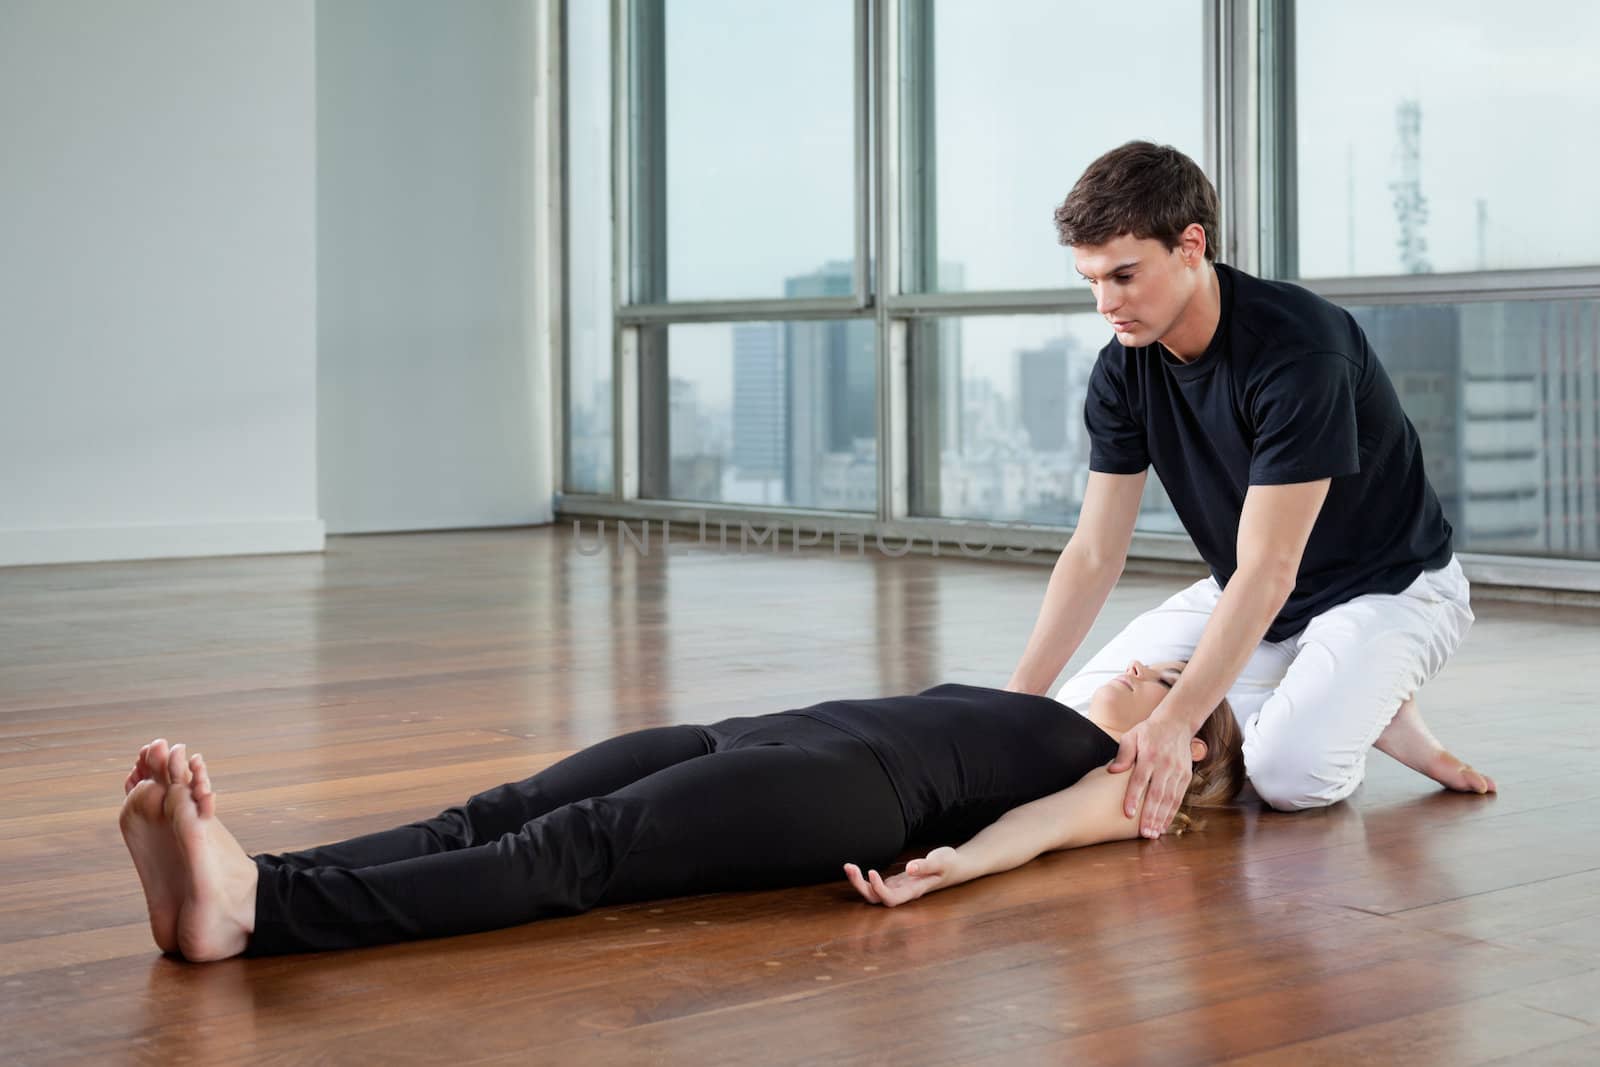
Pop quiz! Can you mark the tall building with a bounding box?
[1459,301,1600,556]
[1354,300,1600,555]
[731,322,785,482]
[725,258,988,512]
[1353,304,1463,525]
[1016,338,1072,452]
[1390,99,1432,275]
[784,260,875,507]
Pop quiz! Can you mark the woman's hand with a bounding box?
[843,847,964,907]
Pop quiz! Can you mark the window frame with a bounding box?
[550,0,1600,593]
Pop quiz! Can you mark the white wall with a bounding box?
[0,0,323,566]
[316,0,554,533]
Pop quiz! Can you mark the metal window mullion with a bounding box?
[616,0,667,502]
[853,0,872,308]
[1202,0,1221,239]
[1213,0,1248,270]
[1303,267,1600,307]
[900,0,934,295]
[1257,0,1296,280]
[898,0,940,515]
[625,0,666,307]
[883,318,909,517]
[1275,2,1297,279]
[636,325,667,497]
[616,325,640,500]
[618,296,867,325]
[875,0,906,521]
[546,0,568,497]
[1223,0,1259,274]
[887,288,1098,317]
[609,0,629,501]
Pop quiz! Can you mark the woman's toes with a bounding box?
[148,740,172,785]
[167,743,191,788]
[191,755,215,817]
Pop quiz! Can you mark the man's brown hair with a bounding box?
[1054,141,1221,261]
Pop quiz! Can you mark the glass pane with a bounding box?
[650,0,856,302]
[566,0,613,493]
[662,316,876,510]
[1295,0,1600,277]
[910,314,1179,531]
[1349,299,1600,558]
[905,1,1206,293]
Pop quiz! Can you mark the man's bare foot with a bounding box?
[163,743,258,962]
[1375,697,1497,795]
[119,739,184,954]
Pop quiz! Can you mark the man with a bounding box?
[1006,141,1493,837]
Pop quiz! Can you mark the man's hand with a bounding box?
[844,847,965,907]
[1107,713,1193,838]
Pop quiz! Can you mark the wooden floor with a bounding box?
[2,527,1598,1065]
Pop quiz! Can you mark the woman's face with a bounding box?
[1087,659,1184,732]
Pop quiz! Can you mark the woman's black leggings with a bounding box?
[246,714,907,956]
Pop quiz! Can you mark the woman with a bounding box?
[119,659,1484,961]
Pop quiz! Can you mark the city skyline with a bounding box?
[572,248,1600,555]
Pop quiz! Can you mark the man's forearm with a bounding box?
[1006,545,1122,695]
[1160,563,1294,731]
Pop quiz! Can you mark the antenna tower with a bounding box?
[1391,99,1432,274]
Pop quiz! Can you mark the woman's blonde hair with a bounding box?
[1168,696,1245,835]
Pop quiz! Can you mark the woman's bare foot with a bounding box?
[162,744,258,962]
[119,739,185,954]
[1375,697,1497,795]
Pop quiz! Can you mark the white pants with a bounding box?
[1053,557,1475,811]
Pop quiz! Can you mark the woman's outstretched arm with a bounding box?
[845,766,1143,907]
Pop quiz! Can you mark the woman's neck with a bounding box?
[1079,707,1125,742]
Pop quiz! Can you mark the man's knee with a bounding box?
[1243,737,1362,812]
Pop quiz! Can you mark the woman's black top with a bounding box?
[782,683,1120,841]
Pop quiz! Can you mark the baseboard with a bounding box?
[323,507,555,536]
[0,519,326,567]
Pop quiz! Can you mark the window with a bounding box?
[1292,0,1600,278]
[637,0,860,303]
[648,316,877,511]
[562,1,1600,581]
[1352,298,1600,558]
[909,313,1179,531]
[902,0,1206,293]
[566,0,614,493]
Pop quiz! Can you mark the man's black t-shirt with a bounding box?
[1085,262,1453,641]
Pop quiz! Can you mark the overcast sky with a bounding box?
[1296,0,1600,276]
